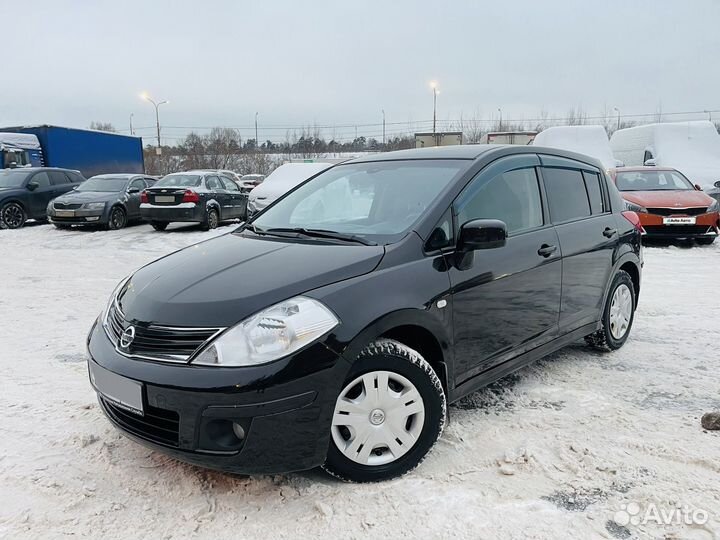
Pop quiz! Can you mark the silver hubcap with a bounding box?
[331,371,425,466]
[609,284,632,340]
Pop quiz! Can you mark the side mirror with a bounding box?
[27,182,38,191]
[643,158,656,166]
[127,187,140,194]
[694,184,703,191]
[458,219,507,251]
[714,180,720,189]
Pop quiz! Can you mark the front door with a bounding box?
[26,171,55,219]
[449,154,562,383]
[220,176,244,218]
[125,177,147,219]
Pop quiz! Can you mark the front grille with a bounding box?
[101,397,179,446]
[54,202,82,210]
[644,225,712,236]
[105,302,223,362]
[646,207,707,216]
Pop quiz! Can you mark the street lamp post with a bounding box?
[255,112,259,150]
[141,92,169,154]
[430,81,439,136]
[382,109,386,147]
[613,107,621,131]
[497,108,503,131]
[130,113,134,136]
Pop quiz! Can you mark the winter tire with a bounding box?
[1,202,26,229]
[585,270,636,352]
[202,207,219,230]
[322,338,446,483]
[107,206,127,230]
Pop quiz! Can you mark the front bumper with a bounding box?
[48,208,106,225]
[87,318,349,474]
[140,202,203,223]
[638,212,719,239]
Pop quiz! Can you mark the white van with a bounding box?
[533,125,620,170]
[247,162,332,217]
[610,121,720,189]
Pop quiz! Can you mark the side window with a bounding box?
[582,171,604,214]
[129,178,146,190]
[49,171,69,185]
[205,176,221,190]
[426,207,454,251]
[144,177,156,187]
[542,168,591,223]
[456,167,543,235]
[221,177,239,191]
[30,172,51,188]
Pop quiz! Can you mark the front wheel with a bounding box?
[585,270,636,351]
[322,339,446,483]
[1,202,27,229]
[107,206,127,230]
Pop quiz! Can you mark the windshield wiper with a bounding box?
[264,227,377,245]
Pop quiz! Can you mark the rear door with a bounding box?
[48,170,74,197]
[539,155,619,332]
[126,177,147,219]
[220,176,245,218]
[449,154,562,382]
[27,171,55,219]
[205,175,229,218]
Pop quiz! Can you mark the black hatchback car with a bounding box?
[140,171,247,231]
[87,145,642,482]
[48,174,157,230]
[0,167,85,228]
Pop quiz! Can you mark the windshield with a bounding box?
[0,169,32,188]
[155,174,201,188]
[251,160,465,242]
[615,170,694,191]
[78,177,128,192]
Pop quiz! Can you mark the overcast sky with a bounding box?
[2,0,718,144]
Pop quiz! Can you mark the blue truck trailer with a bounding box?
[0,125,144,178]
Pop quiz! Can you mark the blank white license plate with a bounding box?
[56,210,75,217]
[89,362,144,415]
[155,196,175,203]
[663,217,696,225]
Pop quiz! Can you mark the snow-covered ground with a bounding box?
[1,222,719,540]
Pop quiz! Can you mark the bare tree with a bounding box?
[565,106,588,126]
[89,121,116,132]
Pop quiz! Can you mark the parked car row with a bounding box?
[0,167,263,231]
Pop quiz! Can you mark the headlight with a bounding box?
[83,202,106,210]
[624,201,647,213]
[708,199,719,213]
[192,296,339,367]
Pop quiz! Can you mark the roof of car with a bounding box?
[347,145,496,163]
[614,166,678,173]
[90,173,146,179]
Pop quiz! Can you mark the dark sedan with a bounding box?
[48,174,157,230]
[0,167,85,229]
[140,171,247,231]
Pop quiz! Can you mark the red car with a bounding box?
[612,167,720,244]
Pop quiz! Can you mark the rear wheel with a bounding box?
[585,270,636,351]
[1,202,26,229]
[107,206,127,230]
[322,339,446,483]
[151,221,168,231]
[202,207,219,230]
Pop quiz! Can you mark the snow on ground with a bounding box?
[1,222,719,540]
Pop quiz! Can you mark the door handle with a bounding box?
[603,227,617,238]
[537,244,557,257]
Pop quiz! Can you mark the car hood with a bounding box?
[118,232,385,327]
[621,190,715,208]
[54,190,120,203]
